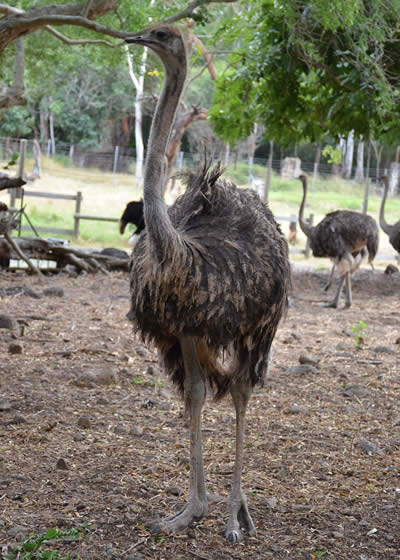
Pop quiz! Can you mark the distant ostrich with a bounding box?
[125,25,290,543]
[298,174,379,308]
[379,175,400,255]
[119,200,145,245]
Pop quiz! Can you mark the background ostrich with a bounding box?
[119,200,145,245]
[125,25,290,543]
[298,174,379,308]
[379,175,400,256]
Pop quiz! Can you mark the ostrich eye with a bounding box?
[155,30,167,40]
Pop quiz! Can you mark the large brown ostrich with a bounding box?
[125,25,290,543]
[379,175,400,255]
[298,174,379,308]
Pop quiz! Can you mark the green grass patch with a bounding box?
[5,526,89,559]
[2,160,398,250]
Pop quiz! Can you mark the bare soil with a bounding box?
[0,266,399,559]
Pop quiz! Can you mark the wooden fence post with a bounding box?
[305,213,313,258]
[9,138,27,207]
[74,191,82,238]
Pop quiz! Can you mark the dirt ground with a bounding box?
[0,264,399,560]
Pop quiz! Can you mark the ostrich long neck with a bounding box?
[379,178,393,235]
[143,54,187,259]
[298,176,312,238]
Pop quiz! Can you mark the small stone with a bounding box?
[285,405,309,415]
[335,351,353,358]
[130,425,143,436]
[77,416,91,429]
[0,313,17,330]
[159,402,171,411]
[23,287,42,299]
[75,368,117,387]
[299,354,320,367]
[8,342,23,355]
[73,433,86,442]
[0,401,12,411]
[285,364,318,375]
[332,530,344,539]
[166,485,183,496]
[343,384,369,399]
[42,287,64,297]
[7,525,28,538]
[114,424,126,434]
[56,458,68,470]
[359,440,382,456]
[96,397,109,405]
[373,346,395,354]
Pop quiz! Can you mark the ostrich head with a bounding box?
[126,25,186,66]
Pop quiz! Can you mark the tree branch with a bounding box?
[163,0,236,25]
[44,25,124,48]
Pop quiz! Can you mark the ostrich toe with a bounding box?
[153,498,208,534]
[225,492,256,543]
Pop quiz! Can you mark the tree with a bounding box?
[0,0,236,109]
[209,0,400,147]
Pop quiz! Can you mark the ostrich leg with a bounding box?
[156,336,208,533]
[324,264,336,292]
[225,379,256,543]
[344,271,352,308]
[326,275,345,308]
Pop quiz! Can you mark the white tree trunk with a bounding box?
[344,130,354,179]
[224,143,230,166]
[355,138,364,183]
[48,97,56,156]
[126,45,149,187]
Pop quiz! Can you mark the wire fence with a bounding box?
[1,137,399,264]
[1,136,399,194]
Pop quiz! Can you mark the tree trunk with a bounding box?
[49,98,56,156]
[224,143,230,166]
[355,138,364,183]
[0,37,25,108]
[344,130,354,179]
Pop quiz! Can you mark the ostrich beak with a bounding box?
[125,34,151,46]
[119,219,127,235]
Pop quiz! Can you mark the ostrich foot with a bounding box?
[324,301,338,308]
[152,498,208,535]
[225,492,256,544]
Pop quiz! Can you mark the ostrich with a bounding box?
[379,175,400,255]
[125,25,290,543]
[119,200,145,246]
[298,174,379,308]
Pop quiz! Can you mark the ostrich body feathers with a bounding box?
[129,164,290,398]
[308,210,379,265]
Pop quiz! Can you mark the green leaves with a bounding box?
[5,525,88,559]
[210,0,400,145]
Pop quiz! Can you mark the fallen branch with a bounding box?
[0,235,129,273]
